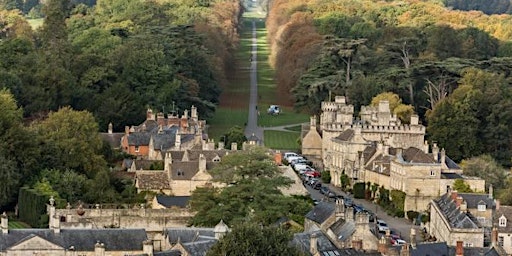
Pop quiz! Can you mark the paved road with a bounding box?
[244,20,264,145]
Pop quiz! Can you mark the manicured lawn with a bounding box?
[284,125,303,132]
[264,130,301,150]
[9,221,31,229]
[258,110,309,127]
[207,108,248,142]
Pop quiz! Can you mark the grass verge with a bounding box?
[9,221,31,229]
[264,130,301,150]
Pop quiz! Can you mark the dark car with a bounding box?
[313,182,322,190]
[320,186,329,195]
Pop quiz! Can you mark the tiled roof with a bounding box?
[0,229,147,251]
[136,172,170,190]
[402,147,436,164]
[156,195,190,208]
[334,129,355,142]
[170,162,200,180]
[305,202,335,224]
[458,193,495,209]
[128,133,151,146]
[434,193,480,229]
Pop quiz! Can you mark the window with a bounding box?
[135,146,140,152]
[499,236,504,247]
[499,215,507,227]
[430,170,435,176]
[478,204,486,211]
[464,242,473,247]
[477,217,486,225]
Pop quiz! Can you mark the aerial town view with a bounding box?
[1,0,512,255]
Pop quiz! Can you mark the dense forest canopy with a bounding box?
[266,0,512,166]
[0,0,244,210]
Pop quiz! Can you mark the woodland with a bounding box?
[0,0,243,210]
[266,0,512,169]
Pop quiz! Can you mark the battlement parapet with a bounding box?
[323,123,425,133]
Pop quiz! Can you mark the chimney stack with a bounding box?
[451,190,458,201]
[400,243,410,256]
[489,184,494,199]
[199,154,207,172]
[440,148,446,165]
[231,142,237,151]
[95,242,106,256]
[378,236,388,254]
[175,133,181,150]
[1,212,8,234]
[310,116,316,128]
[310,232,319,255]
[191,105,198,121]
[108,123,113,134]
[496,199,501,210]
[352,239,363,251]
[456,241,464,256]
[456,196,464,208]
[432,143,439,162]
[492,226,498,246]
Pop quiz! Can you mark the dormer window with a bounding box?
[135,146,140,152]
[478,203,486,211]
[177,170,184,176]
[499,215,507,227]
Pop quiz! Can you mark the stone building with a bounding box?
[120,107,206,160]
[304,201,379,252]
[302,96,485,212]
[429,191,486,248]
[493,205,512,254]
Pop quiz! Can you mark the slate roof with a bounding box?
[330,219,355,242]
[320,249,382,256]
[136,172,170,190]
[401,147,436,164]
[305,202,335,224]
[156,195,190,208]
[128,133,152,146]
[463,246,502,256]
[170,162,200,180]
[154,250,182,256]
[366,154,392,176]
[187,150,228,161]
[434,193,481,229]
[181,239,217,256]
[494,205,512,233]
[0,229,147,251]
[165,228,215,244]
[362,145,377,162]
[441,172,463,179]
[291,231,338,254]
[390,242,450,256]
[445,156,461,170]
[458,193,495,209]
[334,129,355,142]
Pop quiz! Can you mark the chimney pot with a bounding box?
[451,190,458,201]
[456,241,464,256]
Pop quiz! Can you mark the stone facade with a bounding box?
[494,205,512,255]
[429,191,487,248]
[305,96,486,212]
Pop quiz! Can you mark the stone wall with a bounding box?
[55,207,194,231]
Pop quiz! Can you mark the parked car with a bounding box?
[307,178,319,186]
[313,182,322,190]
[320,186,330,195]
[287,156,304,164]
[376,219,390,233]
[304,170,321,178]
[284,152,299,162]
[267,105,280,115]
[344,198,353,207]
[353,204,365,213]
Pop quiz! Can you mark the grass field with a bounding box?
[9,221,31,229]
[263,130,301,150]
[207,108,248,141]
[258,111,309,127]
[27,18,44,29]
[284,125,302,132]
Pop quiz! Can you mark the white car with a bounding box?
[267,105,280,115]
[283,152,299,161]
[376,220,389,233]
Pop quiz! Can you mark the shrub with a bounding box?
[421,213,430,224]
[321,171,331,183]
[353,182,366,199]
[407,211,420,221]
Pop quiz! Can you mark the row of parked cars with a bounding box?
[283,152,321,178]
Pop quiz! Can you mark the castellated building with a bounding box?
[302,96,485,212]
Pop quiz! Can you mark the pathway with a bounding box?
[244,20,264,145]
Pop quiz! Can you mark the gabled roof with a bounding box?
[291,231,338,254]
[187,150,228,161]
[133,160,163,170]
[434,193,480,229]
[402,147,436,164]
[305,202,335,224]
[0,229,147,252]
[128,133,152,146]
[458,193,495,209]
[330,219,355,242]
[333,129,355,142]
[156,195,190,208]
[365,154,392,176]
[389,242,450,256]
[136,172,170,190]
[463,246,502,256]
[170,162,200,180]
